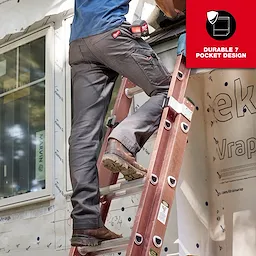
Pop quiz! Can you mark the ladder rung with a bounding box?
[100,178,145,198]
[77,237,130,255]
[125,86,143,98]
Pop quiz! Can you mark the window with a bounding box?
[0,27,54,209]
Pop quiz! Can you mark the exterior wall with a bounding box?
[0,18,72,256]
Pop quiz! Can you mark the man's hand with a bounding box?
[155,0,183,18]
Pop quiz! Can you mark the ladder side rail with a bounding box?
[126,111,171,253]
[143,86,194,254]
[98,78,135,222]
[69,247,76,256]
[126,53,189,255]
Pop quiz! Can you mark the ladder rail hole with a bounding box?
[181,122,189,133]
[167,176,177,188]
[150,174,159,186]
[164,120,172,130]
[134,233,143,246]
[153,235,163,248]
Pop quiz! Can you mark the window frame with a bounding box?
[0,26,55,210]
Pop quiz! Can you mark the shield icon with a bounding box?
[207,11,219,25]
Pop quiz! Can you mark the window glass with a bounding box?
[0,49,17,94]
[0,37,46,199]
[19,37,45,86]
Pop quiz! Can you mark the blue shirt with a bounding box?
[70,0,131,43]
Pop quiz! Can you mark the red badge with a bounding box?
[186,0,256,68]
[112,30,121,39]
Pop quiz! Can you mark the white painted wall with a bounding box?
[0,0,73,40]
[1,1,256,256]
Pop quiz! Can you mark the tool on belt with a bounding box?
[130,20,149,38]
[112,20,149,39]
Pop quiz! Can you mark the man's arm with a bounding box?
[155,0,177,18]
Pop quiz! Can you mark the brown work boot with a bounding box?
[102,139,147,181]
[71,226,122,247]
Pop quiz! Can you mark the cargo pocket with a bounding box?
[130,48,171,86]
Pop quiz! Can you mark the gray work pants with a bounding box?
[69,22,171,230]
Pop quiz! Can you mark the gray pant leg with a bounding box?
[85,22,171,154]
[69,40,118,229]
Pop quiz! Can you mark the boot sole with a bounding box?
[71,234,102,247]
[102,153,147,181]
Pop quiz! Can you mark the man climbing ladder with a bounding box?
[68,0,179,248]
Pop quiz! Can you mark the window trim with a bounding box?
[64,16,73,195]
[0,26,55,211]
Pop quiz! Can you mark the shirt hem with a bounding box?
[69,19,126,44]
